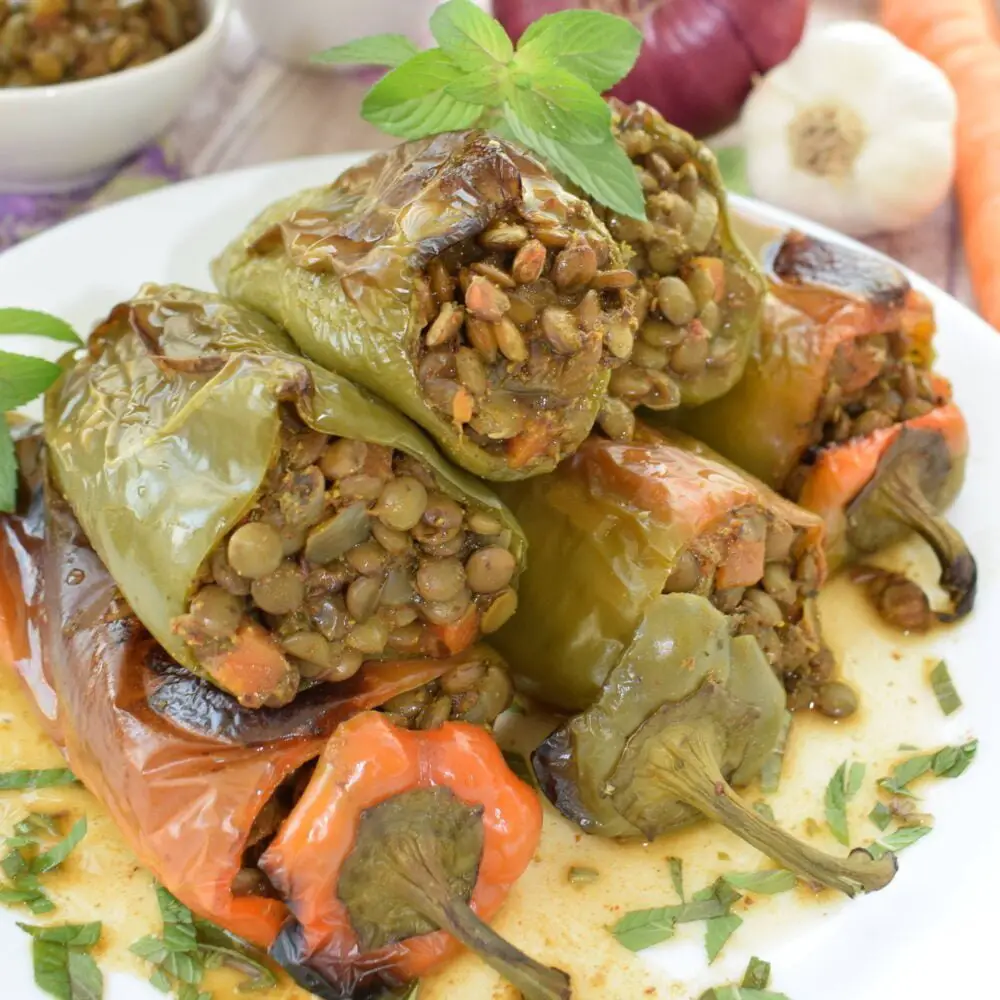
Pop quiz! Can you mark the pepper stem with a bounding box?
[853,448,976,622]
[383,836,571,1000]
[626,726,897,898]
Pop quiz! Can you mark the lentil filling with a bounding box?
[0,0,202,87]
[171,407,521,708]
[411,206,641,460]
[785,330,944,500]
[591,101,762,412]
[662,505,845,716]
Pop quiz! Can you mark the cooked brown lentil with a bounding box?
[663,505,851,717]
[589,105,758,412]
[171,407,521,699]
[411,201,640,464]
[0,0,202,88]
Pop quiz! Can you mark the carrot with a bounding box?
[202,622,296,709]
[715,538,767,590]
[881,0,1000,328]
[428,603,480,655]
[505,419,553,469]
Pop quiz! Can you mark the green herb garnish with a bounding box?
[668,856,684,901]
[722,870,797,896]
[878,740,978,796]
[131,886,276,997]
[17,922,103,1000]
[867,824,932,860]
[824,761,865,846]
[868,802,893,831]
[759,711,792,794]
[0,309,82,514]
[567,866,599,885]
[0,812,88,915]
[314,0,646,218]
[929,660,962,716]
[742,957,772,990]
[0,769,78,791]
[609,879,740,953]
[705,913,743,964]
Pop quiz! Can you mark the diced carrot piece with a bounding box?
[427,604,480,656]
[505,421,551,469]
[204,623,296,708]
[715,538,766,590]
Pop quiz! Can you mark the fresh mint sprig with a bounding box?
[314,0,646,219]
[0,308,82,513]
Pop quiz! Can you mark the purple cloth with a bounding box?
[0,143,183,252]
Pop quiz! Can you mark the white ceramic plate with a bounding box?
[0,156,997,1000]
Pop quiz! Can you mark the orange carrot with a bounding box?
[881,0,1000,328]
[428,603,480,655]
[202,623,296,709]
[505,420,552,469]
[715,538,767,590]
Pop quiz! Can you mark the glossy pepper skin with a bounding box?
[44,285,525,698]
[266,711,560,999]
[674,227,938,491]
[0,437,452,948]
[603,100,766,408]
[533,593,897,898]
[493,426,825,712]
[213,131,631,481]
[672,228,975,617]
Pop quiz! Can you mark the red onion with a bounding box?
[494,0,809,137]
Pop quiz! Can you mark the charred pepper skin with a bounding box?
[44,285,526,708]
[214,131,638,481]
[672,228,977,623]
[533,594,897,898]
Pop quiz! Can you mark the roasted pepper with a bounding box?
[675,230,976,623]
[213,130,640,480]
[495,424,843,716]
[533,593,896,897]
[0,446,550,996]
[45,286,526,709]
[267,711,568,1000]
[587,100,765,416]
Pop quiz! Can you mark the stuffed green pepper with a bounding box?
[495,424,847,717]
[587,100,765,413]
[213,130,641,480]
[45,285,526,710]
[533,593,897,897]
[675,230,976,624]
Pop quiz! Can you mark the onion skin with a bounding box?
[494,0,809,138]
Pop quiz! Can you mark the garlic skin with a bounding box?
[741,21,957,237]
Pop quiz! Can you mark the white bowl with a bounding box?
[0,0,230,194]
[237,0,491,70]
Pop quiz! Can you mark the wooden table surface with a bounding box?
[168,0,977,312]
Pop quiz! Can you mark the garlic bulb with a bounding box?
[741,21,957,236]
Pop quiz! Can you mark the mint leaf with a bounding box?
[825,761,864,846]
[67,952,102,1000]
[17,923,101,948]
[868,824,932,860]
[742,957,771,990]
[715,147,750,196]
[312,34,420,69]
[0,351,63,412]
[929,660,962,715]
[445,68,506,107]
[759,711,792,794]
[706,913,743,964]
[934,739,977,778]
[869,801,893,831]
[505,66,611,145]
[32,817,87,875]
[0,308,81,345]
[503,117,646,219]
[0,769,77,791]
[430,0,512,71]
[723,870,797,895]
[149,968,171,992]
[0,419,14,515]
[515,10,642,92]
[362,50,482,139]
[30,938,72,1000]
[668,856,684,901]
[609,907,677,952]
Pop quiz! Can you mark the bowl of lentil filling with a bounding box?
[0,0,227,192]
